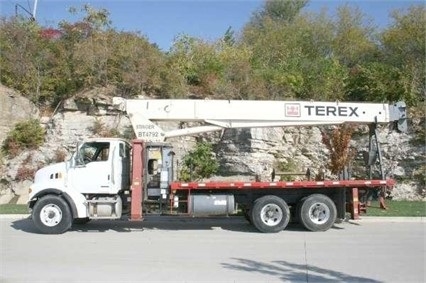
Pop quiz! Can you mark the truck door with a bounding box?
[111,141,131,192]
[68,142,113,194]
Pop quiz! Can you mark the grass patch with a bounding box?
[364,200,426,217]
[0,204,29,214]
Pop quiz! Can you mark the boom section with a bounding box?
[113,98,406,142]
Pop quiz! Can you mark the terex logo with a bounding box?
[304,105,359,117]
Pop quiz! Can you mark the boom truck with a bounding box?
[28,98,407,234]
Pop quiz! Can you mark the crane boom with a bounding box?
[113,98,407,142]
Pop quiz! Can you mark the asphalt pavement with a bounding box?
[0,215,425,283]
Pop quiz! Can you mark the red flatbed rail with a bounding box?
[170,179,395,190]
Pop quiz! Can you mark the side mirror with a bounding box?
[73,143,86,167]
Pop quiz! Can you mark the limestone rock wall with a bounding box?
[0,85,424,204]
[0,85,39,144]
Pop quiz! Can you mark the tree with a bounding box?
[242,4,348,100]
[321,124,355,175]
[0,16,56,104]
[345,63,406,103]
[223,26,235,46]
[380,5,425,105]
[247,0,309,29]
[332,4,377,68]
[169,35,264,99]
[179,142,219,181]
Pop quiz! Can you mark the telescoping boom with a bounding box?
[113,98,407,142]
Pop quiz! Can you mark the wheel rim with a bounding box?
[260,204,283,226]
[40,204,62,227]
[308,202,330,224]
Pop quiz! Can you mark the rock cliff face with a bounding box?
[0,85,424,204]
[0,85,39,144]
[216,126,425,200]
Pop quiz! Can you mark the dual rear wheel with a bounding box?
[297,194,337,232]
[250,194,337,233]
[251,195,290,233]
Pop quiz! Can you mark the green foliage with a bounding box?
[0,17,52,103]
[275,158,299,172]
[243,5,349,100]
[413,165,426,189]
[169,35,265,99]
[1,119,45,157]
[364,201,426,217]
[332,4,377,67]
[248,0,309,28]
[74,4,112,31]
[381,5,426,105]
[223,26,236,46]
[273,158,301,181]
[0,2,424,106]
[179,142,219,181]
[0,204,29,214]
[409,104,426,145]
[346,63,406,102]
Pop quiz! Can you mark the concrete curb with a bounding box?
[0,214,30,219]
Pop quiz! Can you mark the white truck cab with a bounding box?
[28,138,131,233]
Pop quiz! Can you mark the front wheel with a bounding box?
[298,194,337,232]
[32,195,72,234]
[251,195,290,233]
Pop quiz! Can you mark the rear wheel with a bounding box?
[32,195,72,234]
[251,195,290,233]
[298,194,337,232]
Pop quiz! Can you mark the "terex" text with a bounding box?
[304,105,359,117]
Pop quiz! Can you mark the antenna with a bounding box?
[32,0,38,20]
[14,0,37,20]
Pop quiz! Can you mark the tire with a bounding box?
[73,217,90,225]
[251,195,290,233]
[32,195,72,234]
[298,194,337,232]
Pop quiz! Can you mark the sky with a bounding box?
[0,0,423,51]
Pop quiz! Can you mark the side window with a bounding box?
[78,142,110,164]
